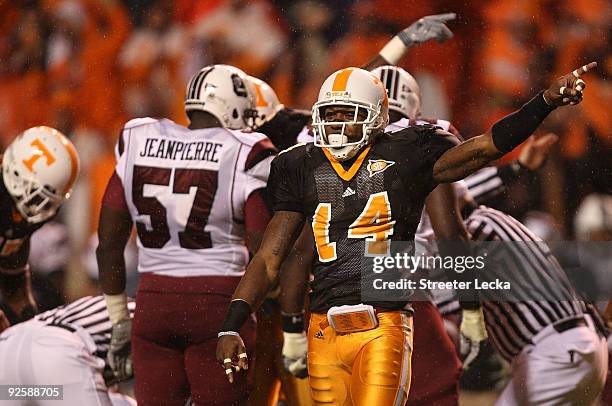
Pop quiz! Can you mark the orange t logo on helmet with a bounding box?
[253,83,269,107]
[22,139,56,172]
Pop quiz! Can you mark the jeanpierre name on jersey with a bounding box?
[139,137,222,163]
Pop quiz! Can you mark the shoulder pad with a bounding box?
[244,136,277,172]
[228,129,271,148]
[278,142,308,156]
[123,117,160,129]
[272,143,312,171]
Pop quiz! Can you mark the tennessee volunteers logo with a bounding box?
[367,159,395,177]
[327,68,355,97]
[22,139,56,172]
[253,83,268,107]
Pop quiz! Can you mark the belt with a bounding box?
[552,316,587,334]
[48,322,77,333]
[318,307,399,330]
[319,307,380,330]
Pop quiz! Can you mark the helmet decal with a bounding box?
[2,126,80,223]
[22,139,56,172]
[331,68,356,93]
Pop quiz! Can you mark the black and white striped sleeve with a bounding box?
[464,162,529,203]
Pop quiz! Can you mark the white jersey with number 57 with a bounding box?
[114,118,275,277]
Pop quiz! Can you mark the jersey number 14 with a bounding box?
[312,191,395,262]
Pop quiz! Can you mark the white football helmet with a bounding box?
[247,76,284,128]
[574,193,612,240]
[371,66,421,119]
[184,64,256,130]
[312,67,389,161]
[2,126,80,223]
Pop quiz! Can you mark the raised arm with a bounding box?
[216,210,305,382]
[363,13,456,71]
[433,62,596,183]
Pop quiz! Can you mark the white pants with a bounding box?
[0,320,111,406]
[496,317,608,406]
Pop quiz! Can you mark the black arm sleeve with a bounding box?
[491,92,556,153]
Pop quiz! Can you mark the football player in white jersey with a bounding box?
[97,64,277,405]
[0,295,136,406]
[0,127,80,325]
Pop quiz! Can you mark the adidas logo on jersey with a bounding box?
[342,187,356,198]
[314,330,324,339]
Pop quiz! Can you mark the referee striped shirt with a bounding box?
[464,166,504,202]
[465,206,586,361]
[36,295,136,360]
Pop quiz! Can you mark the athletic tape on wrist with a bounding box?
[379,36,407,65]
[104,293,130,325]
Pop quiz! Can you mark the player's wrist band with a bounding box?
[104,292,130,325]
[281,311,305,333]
[219,299,252,333]
[491,91,556,153]
[379,36,408,65]
[459,301,482,310]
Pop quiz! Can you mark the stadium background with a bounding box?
[0,0,610,403]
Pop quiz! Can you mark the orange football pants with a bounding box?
[307,311,413,406]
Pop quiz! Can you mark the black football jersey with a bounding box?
[268,125,456,312]
[0,180,45,266]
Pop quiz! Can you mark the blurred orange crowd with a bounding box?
[0,0,610,242]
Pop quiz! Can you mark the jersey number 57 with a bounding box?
[132,165,217,249]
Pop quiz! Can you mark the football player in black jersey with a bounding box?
[217,62,595,404]
[276,64,562,406]
[0,126,79,325]
[243,14,459,406]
